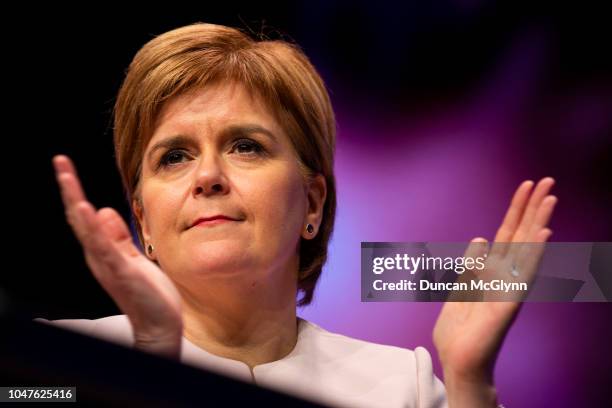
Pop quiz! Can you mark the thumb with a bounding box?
[463,237,489,275]
[446,238,489,302]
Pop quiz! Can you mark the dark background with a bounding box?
[4,2,611,407]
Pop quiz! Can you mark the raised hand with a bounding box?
[433,178,557,407]
[53,155,184,359]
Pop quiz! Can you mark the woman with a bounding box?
[40,23,557,407]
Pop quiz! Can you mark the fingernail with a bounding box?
[52,154,64,166]
[57,173,69,187]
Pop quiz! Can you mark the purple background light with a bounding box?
[299,20,611,408]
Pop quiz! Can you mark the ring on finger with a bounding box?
[510,263,520,277]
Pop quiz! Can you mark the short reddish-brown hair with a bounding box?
[113,23,336,306]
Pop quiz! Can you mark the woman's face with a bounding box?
[135,82,325,293]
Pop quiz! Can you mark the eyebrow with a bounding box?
[146,124,278,164]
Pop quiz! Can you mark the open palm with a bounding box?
[433,178,557,381]
[54,155,183,358]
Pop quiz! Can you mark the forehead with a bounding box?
[151,81,282,140]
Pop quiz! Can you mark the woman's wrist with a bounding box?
[132,323,183,360]
[443,367,498,408]
[134,334,182,360]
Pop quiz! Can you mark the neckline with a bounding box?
[181,316,311,371]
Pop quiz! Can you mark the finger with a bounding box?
[507,195,557,266]
[53,154,79,177]
[54,156,88,203]
[57,172,88,213]
[525,195,557,242]
[512,177,555,242]
[54,155,96,241]
[463,237,489,273]
[97,207,141,258]
[489,181,534,259]
[494,180,534,242]
[75,201,126,273]
[57,173,96,243]
[513,228,553,288]
[450,237,489,301]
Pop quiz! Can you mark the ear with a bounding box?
[132,198,151,243]
[303,174,327,239]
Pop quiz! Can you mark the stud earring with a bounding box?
[146,244,154,256]
[306,223,314,234]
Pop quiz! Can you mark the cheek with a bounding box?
[246,170,306,237]
[142,187,182,237]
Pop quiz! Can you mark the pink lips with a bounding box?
[191,215,238,228]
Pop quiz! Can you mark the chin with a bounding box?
[179,243,254,277]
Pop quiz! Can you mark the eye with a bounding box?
[159,149,190,168]
[231,138,264,156]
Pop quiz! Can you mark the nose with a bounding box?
[191,151,230,197]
